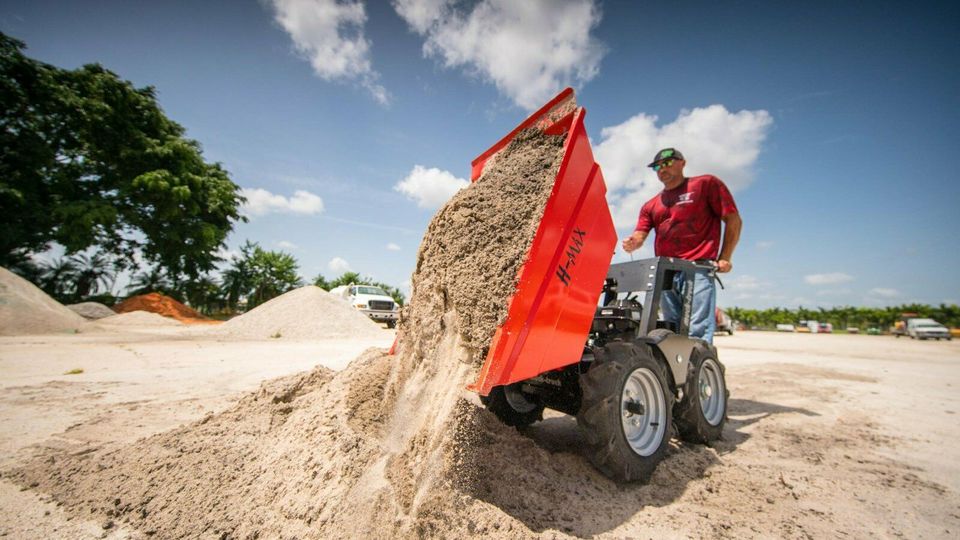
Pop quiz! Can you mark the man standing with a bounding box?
[621,148,742,343]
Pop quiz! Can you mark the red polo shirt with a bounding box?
[635,175,738,261]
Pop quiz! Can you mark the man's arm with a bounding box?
[622,229,649,253]
[716,212,742,273]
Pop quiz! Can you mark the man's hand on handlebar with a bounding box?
[621,231,645,253]
[715,259,732,273]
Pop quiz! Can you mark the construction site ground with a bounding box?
[1,328,958,538]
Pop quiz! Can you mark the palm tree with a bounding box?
[40,257,81,301]
[128,268,175,297]
[69,252,115,300]
[182,275,223,314]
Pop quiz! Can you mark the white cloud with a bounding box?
[804,273,853,285]
[756,240,774,250]
[328,256,351,273]
[726,275,766,291]
[395,165,469,209]
[277,240,298,250]
[241,188,324,217]
[594,105,773,228]
[270,0,389,104]
[869,287,900,298]
[386,243,401,251]
[393,0,606,110]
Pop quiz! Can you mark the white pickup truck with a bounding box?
[329,284,399,328]
[906,318,951,340]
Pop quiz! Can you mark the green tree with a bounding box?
[181,275,224,315]
[1,33,245,282]
[312,273,331,290]
[70,252,115,300]
[221,241,303,310]
[127,268,178,299]
[39,257,80,301]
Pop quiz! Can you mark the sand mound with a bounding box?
[0,267,87,336]
[66,301,116,320]
[97,310,184,327]
[13,127,570,537]
[204,286,385,340]
[113,292,209,323]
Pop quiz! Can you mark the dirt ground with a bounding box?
[1,328,958,538]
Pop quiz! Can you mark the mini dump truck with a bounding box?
[468,89,729,483]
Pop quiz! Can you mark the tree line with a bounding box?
[16,240,405,315]
[725,304,960,331]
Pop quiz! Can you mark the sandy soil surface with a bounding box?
[1,329,957,538]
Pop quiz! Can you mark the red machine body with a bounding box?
[469,88,617,396]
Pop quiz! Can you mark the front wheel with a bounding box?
[480,383,544,428]
[577,342,673,483]
[674,346,728,443]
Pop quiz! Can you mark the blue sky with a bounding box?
[2,0,958,309]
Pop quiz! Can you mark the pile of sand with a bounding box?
[113,292,209,323]
[203,286,385,340]
[13,127,570,537]
[96,310,184,327]
[0,267,87,336]
[66,301,116,320]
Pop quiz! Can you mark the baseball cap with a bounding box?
[647,148,685,167]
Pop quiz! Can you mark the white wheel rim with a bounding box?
[620,367,667,456]
[699,358,726,426]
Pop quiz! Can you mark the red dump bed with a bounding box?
[469,88,617,396]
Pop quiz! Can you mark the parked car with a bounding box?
[906,318,952,340]
[329,284,399,328]
[818,322,833,334]
[799,320,819,333]
[776,323,796,332]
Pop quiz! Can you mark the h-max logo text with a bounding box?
[555,228,587,286]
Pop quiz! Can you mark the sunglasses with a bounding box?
[651,158,677,171]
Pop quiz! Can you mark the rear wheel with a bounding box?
[577,342,673,482]
[674,347,728,443]
[480,383,544,428]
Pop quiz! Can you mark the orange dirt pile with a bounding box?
[112,293,214,324]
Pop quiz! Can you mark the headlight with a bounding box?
[355,303,367,309]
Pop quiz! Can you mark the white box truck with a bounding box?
[329,284,399,328]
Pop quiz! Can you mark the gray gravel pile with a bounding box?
[66,302,116,320]
[0,267,87,335]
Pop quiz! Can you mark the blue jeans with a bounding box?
[660,268,717,344]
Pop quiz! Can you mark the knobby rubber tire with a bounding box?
[673,344,729,444]
[480,384,544,428]
[576,342,673,483]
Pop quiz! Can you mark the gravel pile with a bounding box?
[0,267,87,336]
[15,126,573,538]
[96,311,184,327]
[203,286,386,340]
[66,302,116,320]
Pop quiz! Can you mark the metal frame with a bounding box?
[606,256,702,337]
